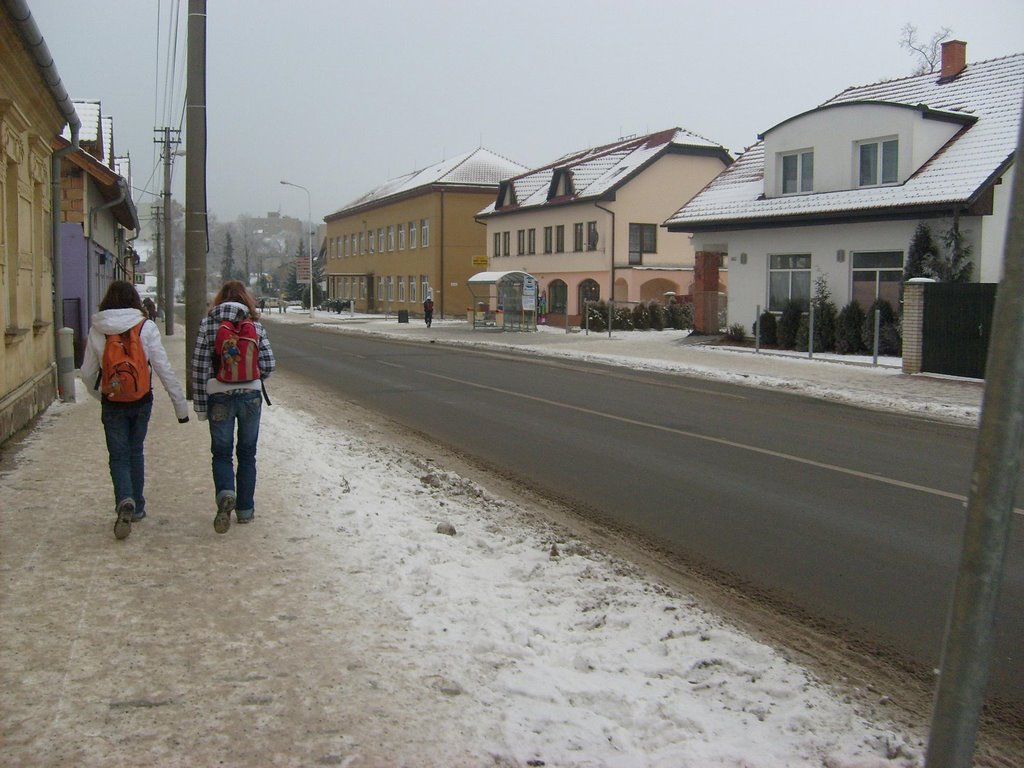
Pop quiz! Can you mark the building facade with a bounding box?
[324,148,526,319]
[666,43,1022,332]
[57,101,139,367]
[477,129,731,326]
[1,5,77,444]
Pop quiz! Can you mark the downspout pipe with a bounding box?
[595,202,616,304]
[5,0,81,398]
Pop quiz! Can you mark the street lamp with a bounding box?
[279,180,314,319]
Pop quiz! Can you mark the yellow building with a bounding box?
[324,148,525,319]
[1,4,80,444]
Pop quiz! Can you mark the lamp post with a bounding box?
[279,180,314,319]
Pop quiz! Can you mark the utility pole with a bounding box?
[151,203,162,310]
[184,0,208,397]
[155,126,180,334]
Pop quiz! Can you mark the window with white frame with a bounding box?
[409,275,416,304]
[360,277,367,298]
[781,150,814,194]
[386,275,394,302]
[421,275,429,301]
[398,223,405,249]
[398,275,405,302]
[852,251,903,312]
[359,232,364,254]
[493,232,501,257]
[409,221,416,249]
[502,231,510,257]
[858,138,898,187]
[517,229,525,255]
[387,225,394,251]
[368,230,375,253]
[628,223,656,265]
[768,254,812,311]
[421,219,429,247]
[377,227,384,252]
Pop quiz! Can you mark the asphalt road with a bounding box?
[269,322,1023,707]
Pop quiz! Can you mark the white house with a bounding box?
[478,129,731,326]
[665,42,1023,331]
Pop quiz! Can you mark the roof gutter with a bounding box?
[4,0,81,400]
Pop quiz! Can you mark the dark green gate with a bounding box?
[921,283,997,379]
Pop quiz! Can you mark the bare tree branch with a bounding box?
[899,23,953,74]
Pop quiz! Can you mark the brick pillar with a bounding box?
[902,281,926,374]
[693,251,722,334]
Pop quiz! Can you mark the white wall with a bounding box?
[763,104,961,196]
[699,220,920,330]
[980,163,1015,283]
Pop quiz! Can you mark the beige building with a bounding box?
[477,129,731,326]
[324,148,526,319]
[1,5,80,444]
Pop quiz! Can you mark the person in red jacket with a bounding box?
[423,296,434,328]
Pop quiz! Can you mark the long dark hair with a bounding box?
[210,280,258,318]
[99,280,144,312]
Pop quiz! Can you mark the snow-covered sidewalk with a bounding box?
[0,323,957,767]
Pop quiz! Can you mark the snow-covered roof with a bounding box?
[666,52,1024,230]
[467,270,534,285]
[101,115,113,168]
[63,99,101,144]
[327,148,527,219]
[479,128,731,217]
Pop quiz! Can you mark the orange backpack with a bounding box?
[99,320,151,402]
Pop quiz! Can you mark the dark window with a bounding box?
[628,223,657,265]
[555,225,565,253]
[517,230,525,255]
[527,228,536,254]
[768,253,812,311]
[573,223,584,252]
[502,231,510,256]
[543,226,552,254]
[493,232,501,257]
[549,280,567,313]
[586,221,598,250]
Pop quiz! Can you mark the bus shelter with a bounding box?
[467,270,538,332]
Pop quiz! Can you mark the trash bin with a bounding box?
[397,310,409,323]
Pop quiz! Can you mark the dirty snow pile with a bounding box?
[261,402,925,767]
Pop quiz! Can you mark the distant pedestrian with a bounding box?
[142,297,158,321]
[80,280,190,540]
[191,280,275,533]
[259,297,266,312]
[423,296,434,328]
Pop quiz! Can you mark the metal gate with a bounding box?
[921,283,997,379]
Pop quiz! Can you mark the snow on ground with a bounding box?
[260,401,925,766]
[1,315,949,766]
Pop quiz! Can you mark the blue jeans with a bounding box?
[102,398,153,515]
[208,390,263,517]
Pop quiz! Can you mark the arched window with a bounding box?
[578,279,600,310]
[548,280,567,314]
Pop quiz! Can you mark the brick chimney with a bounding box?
[940,40,967,80]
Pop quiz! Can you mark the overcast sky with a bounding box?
[27,0,1024,229]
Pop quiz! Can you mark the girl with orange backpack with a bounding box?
[80,281,190,540]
